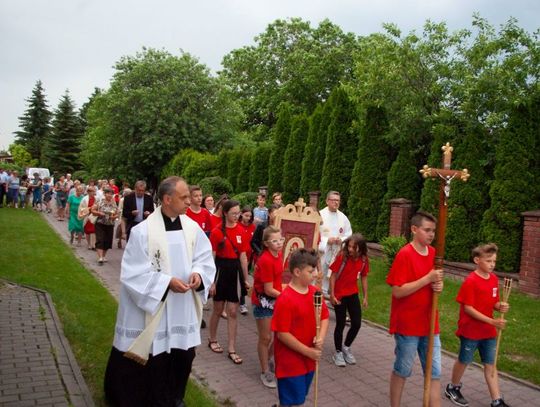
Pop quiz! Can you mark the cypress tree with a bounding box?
[217,149,231,177]
[237,149,253,192]
[320,87,358,212]
[481,100,538,272]
[268,103,293,196]
[348,106,392,241]
[282,114,309,203]
[376,145,421,239]
[300,103,329,198]
[227,149,244,193]
[249,143,272,191]
[44,91,82,174]
[14,80,52,164]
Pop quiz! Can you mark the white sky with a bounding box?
[1,0,538,150]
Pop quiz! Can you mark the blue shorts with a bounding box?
[253,304,273,319]
[458,336,496,365]
[277,371,314,406]
[393,334,441,379]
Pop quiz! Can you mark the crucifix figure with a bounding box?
[419,142,470,407]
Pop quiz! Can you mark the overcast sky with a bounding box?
[1,0,538,150]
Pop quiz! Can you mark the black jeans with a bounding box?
[333,293,362,352]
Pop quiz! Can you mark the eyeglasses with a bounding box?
[328,199,340,202]
[229,212,241,217]
[267,238,285,244]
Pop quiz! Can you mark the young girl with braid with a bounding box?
[208,200,250,364]
[329,233,370,367]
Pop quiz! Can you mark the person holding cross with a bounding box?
[387,211,444,407]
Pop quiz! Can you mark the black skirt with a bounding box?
[213,257,246,303]
[95,223,114,250]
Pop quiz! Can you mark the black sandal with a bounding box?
[228,352,243,365]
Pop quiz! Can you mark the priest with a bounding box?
[104,176,216,407]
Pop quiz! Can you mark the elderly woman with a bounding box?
[91,187,118,264]
[66,184,85,245]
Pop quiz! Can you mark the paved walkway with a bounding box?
[0,281,94,407]
[41,212,540,406]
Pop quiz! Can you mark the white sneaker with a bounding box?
[239,304,248,315]
[333,351,346,367]
[260,371,277,388]
[342,346,356,365]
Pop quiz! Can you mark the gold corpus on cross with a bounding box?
[420,142,471,407]
[420,143,470,206]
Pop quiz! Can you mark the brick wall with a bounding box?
[519,210,540,296]
[389,198,414,238]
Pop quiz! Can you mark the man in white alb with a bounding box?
[104,176,216,407]
[319,191,352,295]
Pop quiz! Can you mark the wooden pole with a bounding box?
[313,291,323,407]
[492,278,513,378]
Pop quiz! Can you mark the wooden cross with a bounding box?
[419,142,470,407]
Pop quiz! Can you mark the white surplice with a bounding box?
[112,218,216,356]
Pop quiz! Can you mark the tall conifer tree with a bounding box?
[44,91,81,174]
[249,143,272,191]
[267,103,293,196]
[14,80,52,164]
[320,87,358,211]
[349,106,392,240]
[282,113,309,203]
[237,150,253,192]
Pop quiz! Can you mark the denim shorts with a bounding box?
[253,304,273,319]
[458,336,496,365]
[393,334,441,379]
[277,371,314,406]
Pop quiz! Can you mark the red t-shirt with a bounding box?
[456,271,499,339]
[272,285,329,379]
[386,243,438,336]
[209,214,222,231]
[329,254,369,300]
[186,207,212,233]
[239,222,256,260]
[209,223,248,259]
[251,250,283,306]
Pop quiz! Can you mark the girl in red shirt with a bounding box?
[252,226,284,388]
[238,205,256,315]
[208,200,250,365]
[329,233,370,367]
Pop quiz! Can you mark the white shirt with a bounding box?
[318,207,352,266]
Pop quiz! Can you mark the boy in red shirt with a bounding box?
[386,211,443,407]
[445,243,510,407]
[272,248,329,406]
[186,185,212,235]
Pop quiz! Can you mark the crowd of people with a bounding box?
[1,170,512,407]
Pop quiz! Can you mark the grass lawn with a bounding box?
[363,257,540,385]
[0,208,217,406]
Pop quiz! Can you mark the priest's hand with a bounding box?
[188,273,202,290]
[169,277,191,293]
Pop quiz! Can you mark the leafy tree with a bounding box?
[82,48,242,188]
[267,103,293,195]
[9,144,38,168]
[300,103,330,198]
[249,143,272,191]
[320,87,358,211]
[348,106,392,240]
[376,146,421,239]
[221,18,358,133]
[282,114,309,203]
[237,150,253,192]
[14,80,52,164]
[79,88,101,137]
[44,91,82,174]
[481,99,539,272]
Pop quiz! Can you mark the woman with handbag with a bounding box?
[91,187,118,264]
[251,225,284,388]
[78,186,97,250]
[329,233,370,367]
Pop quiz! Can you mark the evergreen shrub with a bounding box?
[199,176,234,198]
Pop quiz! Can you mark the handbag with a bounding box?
[87,214,98,225]
[257,291,276,310]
